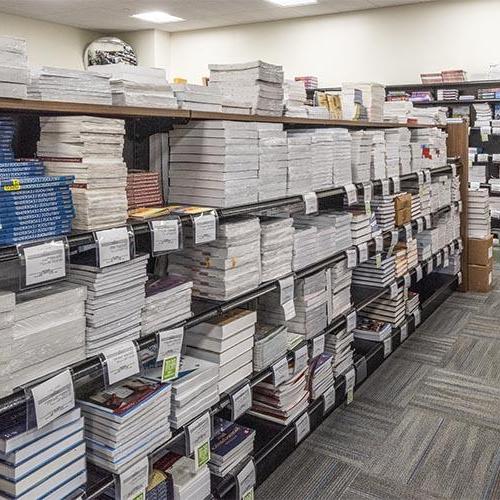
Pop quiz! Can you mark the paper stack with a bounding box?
[126,170,163,210]
[308,352,334,400]
[411,193,422,219]
[350,131,372,183]
[331,128,353,187]
[416,232,433,261]
[89,64,177,108]
[221,96,252,115]
[468,188,491,238]
[260,217,294,282]
[68,255,148,357]
[410,128,448,170]
[169,217,261,301]
[253,323,288,372]
[398,128,412,175]
[360,284,406,326]
[291,224,318,271]
[323,210,353,253]
[369,130,386,180]
[473,103,492,127]
[29,66,112,104]
[344,83,385,121]
[78,378,171,473]
[185,309,256,393]
[249,366,309,425]
[168,120,259,208]
[0,409,86,499]
[257,123,288,201]
[324,327,353,376]
[328,259,353,318]
[353,318,392,341]
[0,36,29,98]
[0,292,14,397]
[141,275,193,335]
[284,79,308,117]
[172,82,223,111]
[39,115,128,231]
[352,255,396,288]
[406,291,420,316]
[371,195,395,231]
[293,213,336,262]
[383,100,413,123]
[209,60,284,116]
[210,418,255,477]
[287,131,312,195]
[384,129,401,178]
[307,106,330,119]
[311,130,335,190]
[350,210,372,246]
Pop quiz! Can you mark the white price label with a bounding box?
[30,370,75,429]
[458,271,463,285]
[417,218,424,234]
[358,243,368,263]
[424,215,431,229]
[312,335,325,358]
[381,179,390,196]
[436,253,442,267]
[346,248,358,269]
[443,247,449,260]
[427,259,434,274]
[414,309,421,327]
[458,201,463,213]
[470,181,481,190]
[346,311,357,333]
[157,328,184,382]
[376,253,382,268]
[95,227,131,268]
[24,240,66,286]
[404,273,411,289]
[186,412,211,456]
[481,132,489,141]
[365,201,372,216]
[390,282,399,299]
[293,345,308,374]
[230,384,252,421]
[451,164,457,177]
[400,323,408,343]
[387,229,399,256]
[236,460,256,500]
[118,458,149,500]
[283,299,296,321]
[344,184,357,206]
[383,337,392,358]
[416,265,423,282]
[303,192,318,214]
[363,182,372,203]
[417,171,424,185]
[423,169,431,184]
[193,212,216,245]
[444,257,450,268]
[272,357,289,386]
[392,176,401,194]
[150,219,179,254]
[295,411,310,444]
[405,224,413,242]
[375,235,383,253]
[102,341,140,386]
[279,276,295,305]
[323,385,336,414]
[345,368,356,404]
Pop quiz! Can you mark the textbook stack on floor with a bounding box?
[260,217,294,282]
[172,83,223,112]
[0,36,29,99]
[39,115,128,231]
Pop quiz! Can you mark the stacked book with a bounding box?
[409,91,433,103]
[287,131,312,195]
[141,275,193,335]
[257,123,288,201]
[284,79,308,117]
[308,352,334,400]
[371,195,396,231]
[0,114,15,163]
[150,132,169,202]
[406,291,420,316]
[89,64,178,108]
[168,120,259,208]
[0,36,29,99]
[295,76,318,90]
[39,115,128,231]
[29,66,112,104]
[352,255,396,288]
[410,128,448,169]
[249,365,309,425]
[384,129,401,178]
[360,285,406,327]
[398,127,412,175]
[311,130,335,190]
[126,171,163,210]
[441,70,467,82]
[436,88,459,101]
[185,309,256,394]
[394,247,408,277]
[253,323,288,372]
[0,408,86,499]
[294,213,335,262]
[344,82,385,121]
[416,232,433,262]
[169,217,261,301]
[322,211,353,253]
[78,378,171,474]
[411,193,422,220]
[172,83,223,112]
[324,327,353,377]
[420,182,432,216]
[291,224,318,271]
[369,130,386,180]
[331,128,353,187]
[210,418,255,477]
[383,101,413,123]
[350,210,373,246]
[328,259,353,318]
[221,96,252,115]
[341,86,367,120]
[0,291,14,397]
[350,130,372,183]
[68,255,148,356]
[307,106,330,119]
[468,188,491,238]
[260,217,294,282]
[353,318,392,341]
[209,60,284,116]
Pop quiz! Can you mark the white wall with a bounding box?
[0,12,101,70]
[168,0,500,86]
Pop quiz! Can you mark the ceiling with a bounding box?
[0,0,438,33]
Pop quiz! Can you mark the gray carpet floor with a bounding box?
[257,265,500,500]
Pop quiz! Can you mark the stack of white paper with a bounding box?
[0,36,29,99]
[284,79,308,117]
[384,129,401,178]
[353,255,396,288]
[292,224,318,271]
[468,188,491,238]
[410,106,447,125]
[39,116,128,230]
[254,323,288,372]
[370,130,386,180]
[287,131,313,195]
[383,100,413,123]
[328,259,352,319]
[260,217,294,282]
[309,129,335,190]
[331,128,352,187]
[294,214,336,262]
[168,120,259,208]
[350,130,372,183]
[473,103,492,127]
[172,83,223,112]
[89,64,178,108]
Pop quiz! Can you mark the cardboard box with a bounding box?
[394,193,412,211]
[468,261,493,293]
[468,235,493,266]
[395,207,412,226]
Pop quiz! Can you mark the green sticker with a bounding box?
[375,254,382,268]
[365,201,371,215]
[243,489,255,500]
[196,441,210,469]
[161,356,179,382]
[132,493,144,500]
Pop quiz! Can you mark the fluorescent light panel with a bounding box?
[131,11,184,23]
[266,0,317,6]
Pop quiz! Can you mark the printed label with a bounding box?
[102,341,140,386]
[295,412,310,444]
[150,219,179,254]
[95,227,131,268]
[303,192,318,214]
[24,240,66,286]
[194,213,216,245]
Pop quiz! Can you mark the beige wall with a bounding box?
[0,11,101,70]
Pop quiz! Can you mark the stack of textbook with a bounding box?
[324,327,353,377]
[0,291,14,396]
[253,323,288,372]
[350,211,373,246]
[126,171,163,210]
[172,83,223,112]
[328,259,353,318]
[370,130,386,180]
[331,128,353,187]
[89,64,178,108]
[39,115,128,230]
[308,352,334,400]
[284,79,308,117]
[168,121,259,208]
[353,318,392,341]
[260,217,294,282]
[311,130,335,190]
[294,213,336,262]
[287,131,312,195]
[350,131,372,183]
[78,378,171,474]
[0,36,29,99]
[371,195,396,231]
[360,285,406,327]
[353,255,396,288]
[291,224,318,272]
[0,408,86,499]
[384,129,401,178]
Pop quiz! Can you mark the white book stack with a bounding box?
[360,285,406,326]
[383,100,413,123]
[341,86,367,120]
[168,120,259,208]
[29,66,112,104]
[4,283,86,393]
[0,409,86,500]
[420,183,432,216]
[406,291,420,316]
[369,130,386,180]
[307,106,330,119]
[394,247,408,277]
[350,211,372,246]
[331,128,353,187]
[371,195,395,231]
[284,79,308,117]
[468,188,491,238]
[328,259,352,318]
[287,131,312,195]
[416,233,433,262]
[221,96,252,115]
[411,107,447,126]
[0,291,14,397]
[185,309,256,394]
[411,193,422,219]
[169,217,261,301]
[417,227,440,255]
[398,239,418,271]
[318,210,353,254]
[353,255,396,288]
[209,60,284,116]
[473,103,492,127]
[324,327,353,377]
[68,255,148,357]
[308,353,334,400]
[311,130,335,190]
[149,132,169,202]
[410,128,448,171]
[470,164,487,183]
[141,275,193,335]
[398,127,412,175]
[384,129,401,178]
[260,217,294,282]
[438,252,461,275]
[257,123,288,201]
[291,224,318,271]
[294,214,336,262]
[350,131,372,183]
[89,64,178,108]
[78,378,171,473]
[38,115,128,230]
[0,36,29,99]
[254,323,288,372]
[345,82,385,122]
[172,83,223,112]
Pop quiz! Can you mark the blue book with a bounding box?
[210,417,255,459]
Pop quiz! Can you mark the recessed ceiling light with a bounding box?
[131,11,184,23]
[266,0,317,6]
